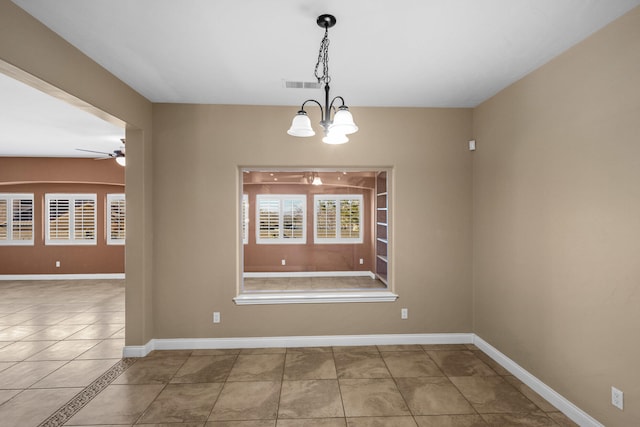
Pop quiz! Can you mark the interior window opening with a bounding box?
[239,168,391,299]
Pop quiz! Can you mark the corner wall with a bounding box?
[472,7,640,426]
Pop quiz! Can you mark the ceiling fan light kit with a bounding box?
[287,14,358,145]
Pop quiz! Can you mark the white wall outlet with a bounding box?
[359,258,364,265]
[281,259,286,266]
[612,386,623,410]
[55,261,61,268]
[469,139,476,151]
[213,312,221,324]
[401,308,408,319]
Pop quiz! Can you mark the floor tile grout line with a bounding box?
[36,357,137,427]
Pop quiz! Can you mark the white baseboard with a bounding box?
[244,271,376,279]
[474,335,603,427]
[0,273,125,281]
[123,333,474,357]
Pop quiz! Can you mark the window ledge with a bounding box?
[233,290,398,305]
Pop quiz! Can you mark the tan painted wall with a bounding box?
[472,7,640,426]
[0,0,154,345]
[0,158,125,275]
[152,104,473,338]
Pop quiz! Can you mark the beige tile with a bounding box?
[207,420,276,427]
[480,412,557,426]
[449,376,539,413]
[0,314,39,326]
[0,340,56,362]
[279,380,344,419]
[334,352,390,379]
[339,378,410,417]
[472,351,510,376]
[113,355,187,384]
[192,348,241,356]
[26,339,100,361]
[227,354,284,381]
[0,387,81,426]
[66,384,164,425]
[0,361,15,372]
[19,312,73,325]
[0,325,46,340]
[172,355,236,383]
[381,351,443,377]
[503,375,557,412]
[347,417,418,426]
[422,344,470,351]
[209,381,280,421]
[240,347,286,354]
[146,349,194,359]
[427,351,497,377]
[284,352,337,380]
[0,389,21,405]
[286,347,333,353]
[32,358,117,388]
[395,377,475,416]
[138,383,223,424]
[75,338,124,359]
[415,415,487,426]
[109,326,125,338]
[547,411,579,427]
[0,360,66,388]
[19,323,88,341]
[377,344,424,352]
[66,323,124,339]
[333,346,379,354]
[278,419,345,427]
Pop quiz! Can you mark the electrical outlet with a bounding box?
[612,386,623,410]
[213,312,221,324]
[55,261,61,268]
[401,308,408,319]
[359,258,364,265]
[281,259,286,266]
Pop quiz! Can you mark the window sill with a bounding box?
[233,290,398,305]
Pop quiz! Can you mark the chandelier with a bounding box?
[287,14,358,145]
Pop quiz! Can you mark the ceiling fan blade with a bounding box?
[76,148,113,156]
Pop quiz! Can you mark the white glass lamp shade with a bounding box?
[329,106,358,135]
[287,111,315,137]
[312,176,323,185]
[115,156,126,167]
[322,130,349,145]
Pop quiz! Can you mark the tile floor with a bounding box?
[243,276,387,292]
[0,280,579,426]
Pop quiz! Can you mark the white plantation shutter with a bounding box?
[46,194,97,245]
[107,194,126,245]
[256,195,306,244]
[0,194,34,245]
[314,195,363,244]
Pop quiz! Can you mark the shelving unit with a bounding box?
[375,171,388,285]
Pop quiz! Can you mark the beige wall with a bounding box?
[152,104,473,338]
[472,7,640,426]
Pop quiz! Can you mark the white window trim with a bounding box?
[314,194,364,244]
[45,193,97,246]
[256,194,307,245]
[106,194,126,245]
[0,193,34,246]
[242,194,249,245]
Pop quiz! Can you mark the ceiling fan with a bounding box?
[76,139,126,166]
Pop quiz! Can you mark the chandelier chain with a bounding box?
[314,27,331,85]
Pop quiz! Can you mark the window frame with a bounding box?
[106,193,126,245]
[255,194,307,245]
[242,194,249,245]
[45,193,98,246]
[0,193,35,246]
[314,194,364,244]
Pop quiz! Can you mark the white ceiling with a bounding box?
[3,0,640,156]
